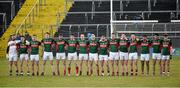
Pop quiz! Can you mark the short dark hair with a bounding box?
[45,32,50,35]
[59,33,63,36]
[143,35,147,37]
[154,33,159,36]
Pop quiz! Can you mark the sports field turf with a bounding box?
[0,57,180,87]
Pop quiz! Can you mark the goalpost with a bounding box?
[110,0,158,37]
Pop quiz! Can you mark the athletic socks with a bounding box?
[68,67,71,76]
[116,72,119,76]
[53,72,56,76]
[76,66,79,76]
[79,71,82,76]
[41,72,44,76]
[131,69,133,76]
[97,70,99,76]
[64,69,66,76]
[101,71,104,76]
[16,70,18,76]
[27,71,30,76]
[9,70,12,76]
[112,72,115,76]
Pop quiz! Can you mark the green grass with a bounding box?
[0,57,180,87]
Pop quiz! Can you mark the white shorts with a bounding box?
[9,54,18,61]
[89,53,98,61]
[43,52,53,61]
[67,52,77,60]
[129,53,138,60]
[140,54,150,61]
[99,55,108,61]
[79,54,88,60]
[56,53,66,60]
[20,54,29,61]
[162,55,170,60]
[109,52,119,60]
[119,52,128,60]
[152,53,161,60]
[30,55,39,61]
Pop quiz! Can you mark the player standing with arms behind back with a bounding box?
[119,33,129,76]
[161,34,172,76]
[41,32,55,76]
[108,33,119,76]
[139,35,151,76]
[152,34,162,76]
[55,34,67,76]
[89,34,99,76]
[78,34,89,76]
[67,34,79,76]
[99,35,109,76]
[29,35,41,76]
[129,34,139,76]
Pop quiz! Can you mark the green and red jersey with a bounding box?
[99,40,108,55]
[89,39,99,53]
[139,39,151,54]
[41,38,54,52]
[129,39,139,53]
[161,38,172,55]
[152,38,162,53]
[109,38,119,52]
[67,39,78,53]
[119,38,129,52]
[78,39,89,54]
[30,40,41,55]
[18,41,29,54]
[55,39,66,53]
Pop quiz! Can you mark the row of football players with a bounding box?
[7,32,172,76]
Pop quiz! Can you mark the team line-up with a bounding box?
[7,32,173,77]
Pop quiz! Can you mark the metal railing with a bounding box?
[15,0,43,34]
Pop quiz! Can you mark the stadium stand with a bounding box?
[0,0,73,57]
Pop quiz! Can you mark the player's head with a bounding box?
[101,35,106,40]
[153,33,159,39]
[32,34,37,41]
[121,33,126,39]
[91,34,96,40]
[163,33,168,39]
[21,36,25,42]
[44,32,50,38]
[131,34,136,40]
[58,34,63,39]
[142,35,147,40]
[70,34,75,40]
[80,33,85,40]
[111,33,115,39]
[11,34,16,40]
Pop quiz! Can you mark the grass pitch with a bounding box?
[0,57,180,87]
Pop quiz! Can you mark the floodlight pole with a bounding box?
[110,0,113,37]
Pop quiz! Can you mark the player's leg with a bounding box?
[9,61,13,76]
[85,59,89,75]
[140,54,145,75]
[35,59,39,76]
[153,59,156,76]
[89,60,93,76]
[73,54,79,76]
[67,54,72,76]
[79,55,83,76]
[124,54,128,76]
[50,60,55,76]
[110,59,114,76]
[146,60,149,76]
[130,59,133,76]
[56,53,60,76]
[115,60,119,76]
[14,60,19,76]
[56,59,60,76]
[31,59,35,76]
[41,60,46,76]
[41,52,47,76]
[100,60,105,76]
[167,58,170,76]
[158,59,162,75]
[134,59,138,76]
[106,60,110,76]
[62,59,66,76]
[20,55,24,76]
[162,56,166,76]
[25,55,30,76]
